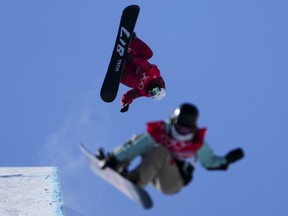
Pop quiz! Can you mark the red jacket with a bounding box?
[120,37,165,105]
[147,121,207,159]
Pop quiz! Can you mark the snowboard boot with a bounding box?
[95,148,130,176]
[95,148,106,160]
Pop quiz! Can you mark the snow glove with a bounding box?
[206,148,245,171]
[175,159,194,185]
[120,103,129,112]
[226,148,244,164]
[222,148,245,170]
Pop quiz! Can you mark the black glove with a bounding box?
[225,148,244,164]
[120,103,129,113]
[205,148,244,171]
[175,159,194,185]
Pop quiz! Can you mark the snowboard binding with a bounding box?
[95,148,129,177]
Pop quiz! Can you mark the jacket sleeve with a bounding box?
[121,88,143,105]
[112,134,156,162]
[196,142,229,170]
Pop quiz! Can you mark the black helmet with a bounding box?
[172,103,199,130]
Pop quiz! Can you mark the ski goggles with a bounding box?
[173,119,197,134]
[148,87,161,97]
[174,123,195,134]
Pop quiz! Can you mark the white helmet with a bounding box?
[149,87,166,101]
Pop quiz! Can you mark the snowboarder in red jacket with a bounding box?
[120,34,166,112]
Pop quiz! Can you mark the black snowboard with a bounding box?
[100,5,140,103]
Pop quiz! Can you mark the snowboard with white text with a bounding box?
[100,5,140,102]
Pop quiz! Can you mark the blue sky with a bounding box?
[1,0,288,215]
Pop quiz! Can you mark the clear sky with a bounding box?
[1,0,288,215]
